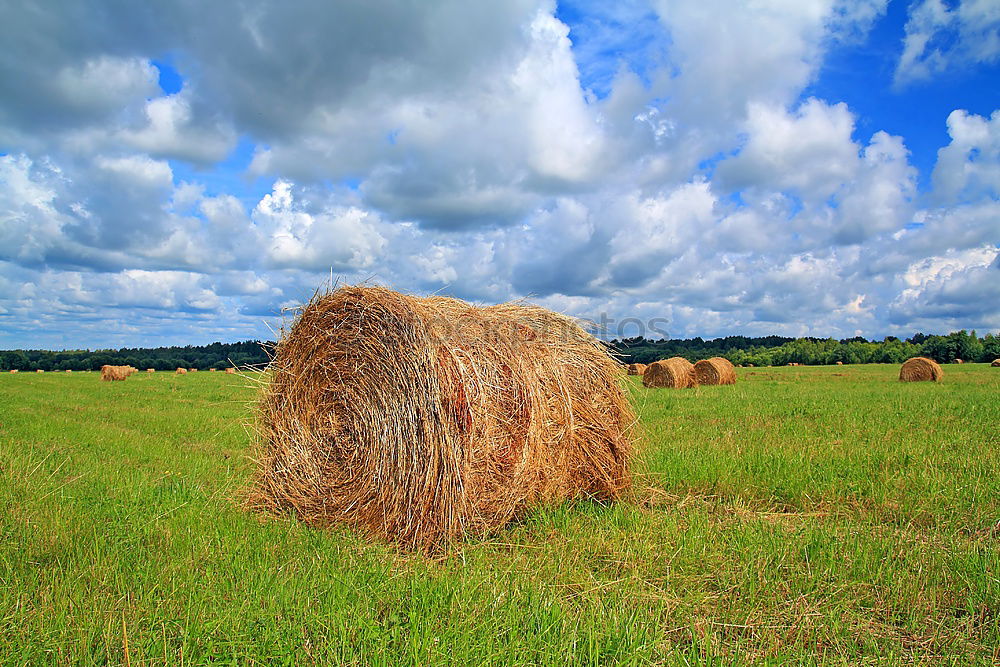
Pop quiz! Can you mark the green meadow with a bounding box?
[1,365,998,665]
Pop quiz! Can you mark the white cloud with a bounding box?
[0,0,997,347]
[895,0,1000,86]
[931,109,1000,203]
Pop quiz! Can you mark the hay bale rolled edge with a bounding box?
[693,357,736,386]
[642,357,696,389]
[899,356,943,382]
[248,286,638,551]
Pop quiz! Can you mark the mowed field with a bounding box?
[0,365,998,665]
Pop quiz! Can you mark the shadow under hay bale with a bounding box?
[899,357,943,382]
[693,357,736,386]
[642,357,696,389]
[627,363,647,376]
[248,285,637,551]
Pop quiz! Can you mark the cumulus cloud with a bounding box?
[931,109,1000,203]
[895,0,1000,86]
[0,0,997,348]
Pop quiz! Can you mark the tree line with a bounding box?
[2,330,998,372]
[0,341,270,372]
[611,330,1000,366]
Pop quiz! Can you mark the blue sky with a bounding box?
[0,0,998,349]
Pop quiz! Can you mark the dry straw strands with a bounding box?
[899,357,943,382]
[100,365,132,382]
[693,357,736,386]
[627,363,647,376]
[225,367,236,375]
[642,357,696,389]
[248,285,637,551]
[176,368,188,375]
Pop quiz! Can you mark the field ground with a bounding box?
[1,364,998,665]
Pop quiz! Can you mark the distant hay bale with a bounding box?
[176,368,188,375]
[747,364,754,367]
[210,368,217,372]
[992,359,1000,367]
[626,363,647,376]
[693,357,736,386]
[100,365,131,382]
[188,368,197,372]
[147,368,155,373]
[36,369,44,374]
[9,370,18,374]
[65,369,72,373]
[642,357,696,389]
[899,357,943,382]
[954,359,963,364]
[248,285,637,551]
[836,361,844,365]
[225,367,236,375]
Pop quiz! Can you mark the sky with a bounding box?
[0,0,998,349]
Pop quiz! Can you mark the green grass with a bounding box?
[1,365,998,665]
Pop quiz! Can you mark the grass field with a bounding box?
[1,365,998,665]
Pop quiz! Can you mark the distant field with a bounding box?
[1,365,998,665]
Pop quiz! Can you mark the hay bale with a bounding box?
[147,368,155,373]
[65,369,72,374]
[642,357,696,389]
[747,364,754,367]
[626,362,647,376]
[693,357,736,386]
[899,357,943,382]
[836,361,843,365]
[176,368,188,375]
[249,286,636,551]
[100,365,130,382]
[9,370,18,374]
[36,369,44,373]
[188,368,197,372]
[992,359,1000,367]
[210,368,217,372]
[225,367,236,375]
[954,358,963,364]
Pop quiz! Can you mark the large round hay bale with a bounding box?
[992,359,1000,367]
[100,365,129,381]
[249,286,636,551]
[225,367,236,375]
[642,357,695,389]
[955,358,963,364]
[693,357,736,386]
[626,362,647,376]
[835,361,843,365]
[176,367,188,375]
[899,357,943,382]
